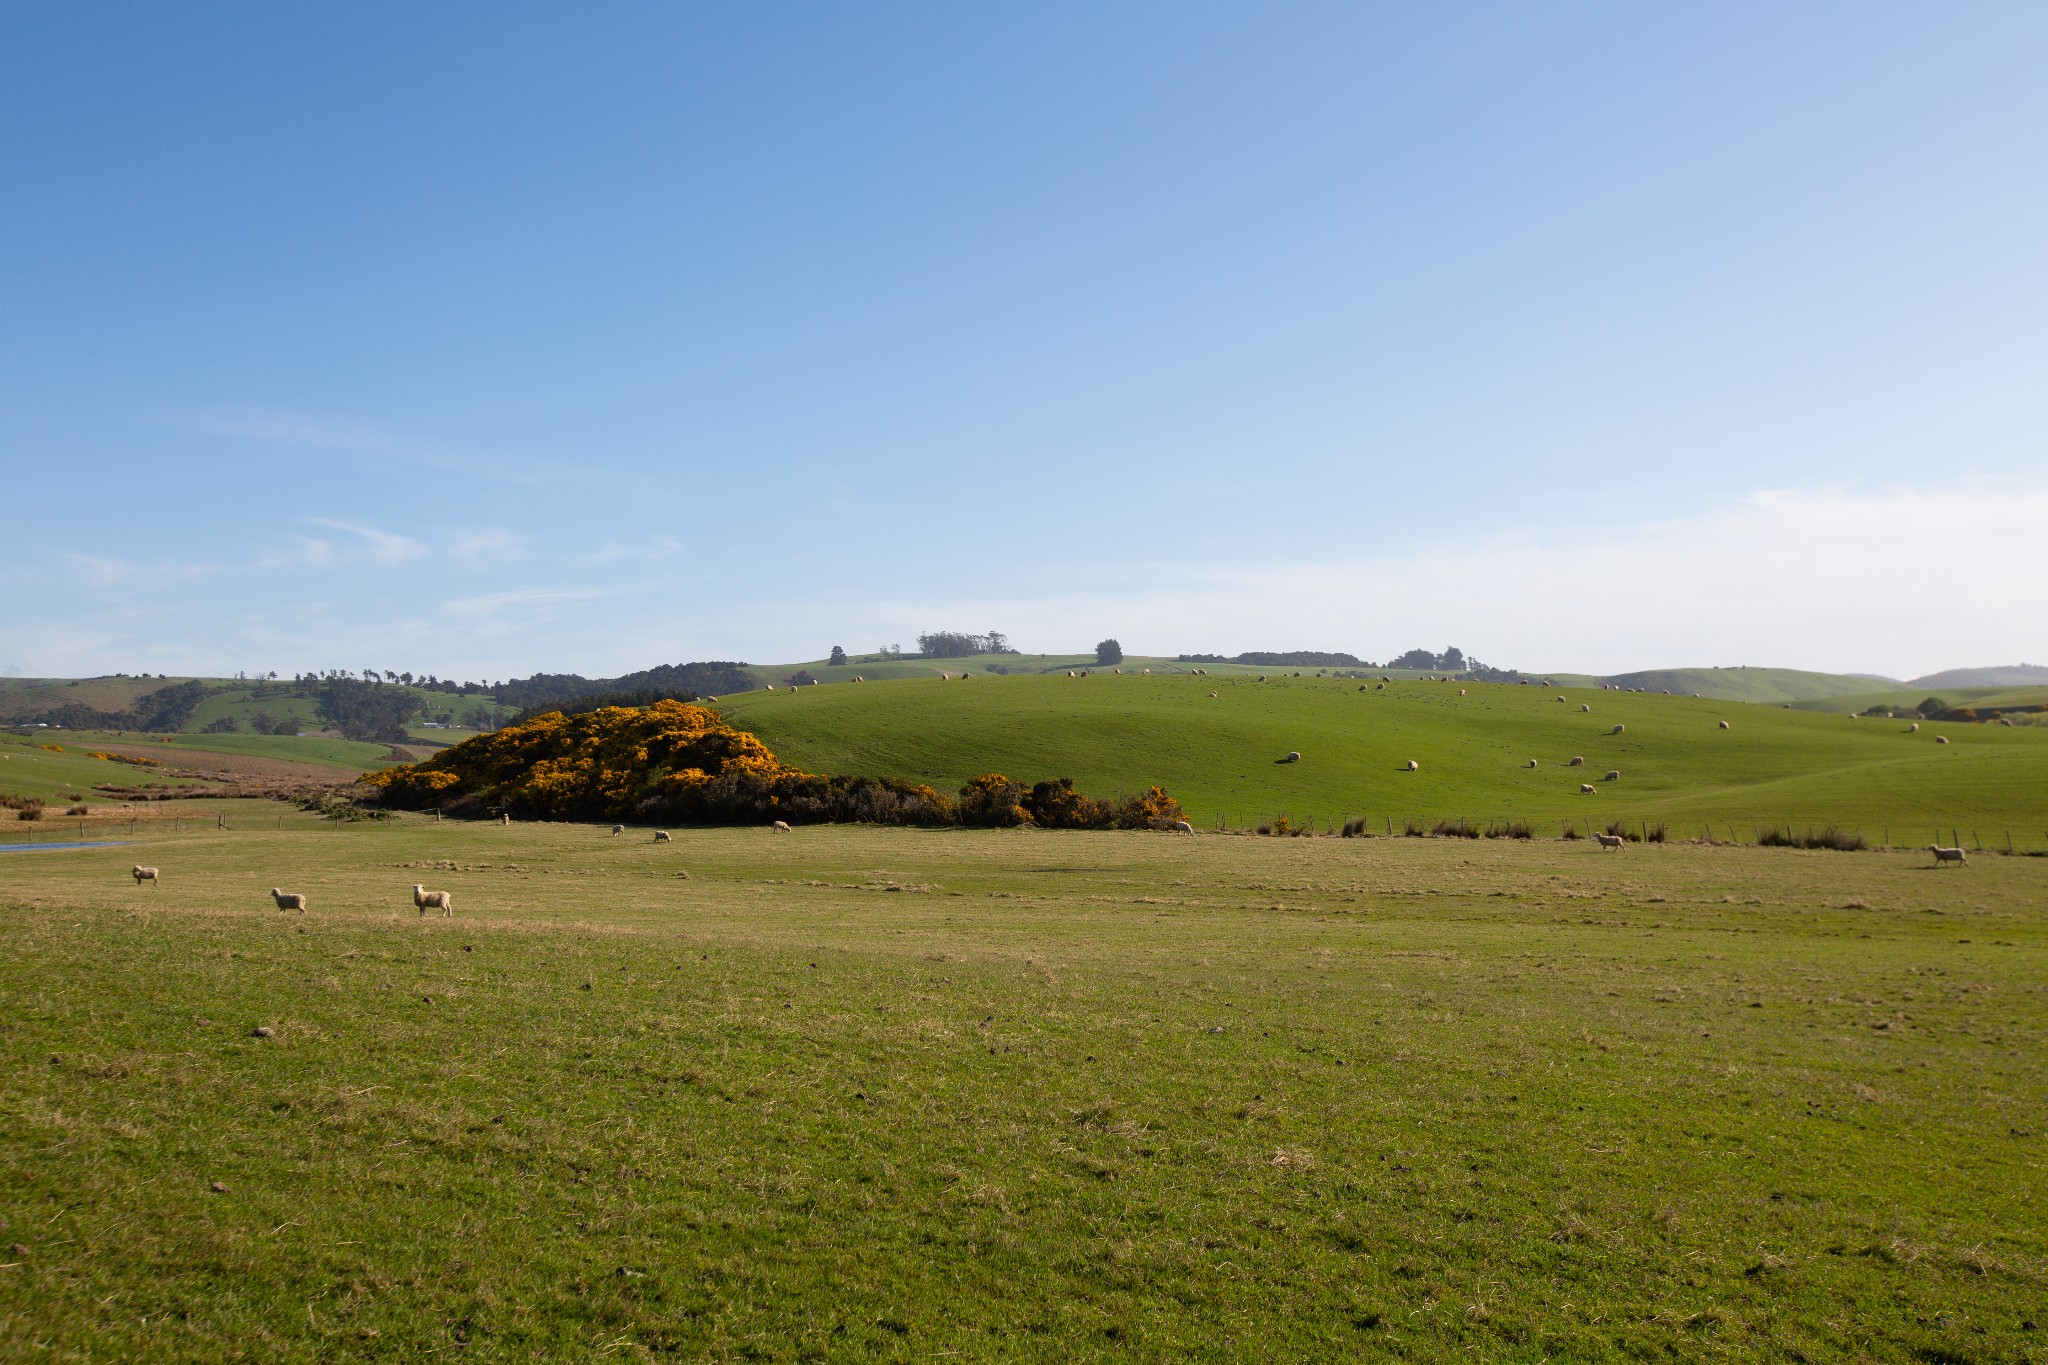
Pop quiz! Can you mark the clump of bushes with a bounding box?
[15,799,45,821]
[1757,826,1868,851]
[1485,819,1534,840]
[1340,817,1372,837]
[65,803,89,815]
[1432,818,1480,839]
[1402,819,1426,837]
[367,700,1184,831]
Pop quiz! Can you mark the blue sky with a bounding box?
[4,2,2045,680]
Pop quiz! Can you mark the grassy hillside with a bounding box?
[737,654,1399,689]
[1598,666,1885,704]
[0,733,191,802]
[1793,685,2048,716]
[717,672,2048,836]
[1910,664,2048,688]
[2,824,2042,1360]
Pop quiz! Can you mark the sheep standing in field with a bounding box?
[1927,845,1967,867]
[772,820,792,833]
[1935,735,1949,744]
[1458,688,1466,696]
[1569,755,1584,766]
[1611,724,1626,735]
[611,824,624,836]
[1604,769,1621,782]
[269,888,306,913]
[1718,720,1730,730]
[1405,760,1419,772]
[131,865,159,888]
[1068,671,1076,678]
[1594,832,1625,851]
[1581,703,1590,712]
[1527,759,1539,768]
[1556,695,1566,702]
[1209,691,1219,698]
[1909,722,1919,732]
[1280,751,1301,764]
[655,830,672,842]
[853,676,863,683]
[1580,783,1596,795]
[413,883,453,917]
[1173,820,1194,835]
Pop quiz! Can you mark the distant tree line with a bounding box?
[496,661,757,714]
[916,631,1016,658]
[314,677,426,743]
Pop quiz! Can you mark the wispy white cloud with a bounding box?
[442,586,610,620]
[448,528,529,563]
[303,518,428,565]
[60,552,224,589]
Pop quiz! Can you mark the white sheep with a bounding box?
[1405,760,1419,772]
[655,830,672,842]
[1718,720,1730,730]
[611,824,624,836]
[1935,735,1949,744]
[1569,755,1584,766]
[269,888,306,912]
[1580,704,1590,712]
[1143,667,1151,674]
[1208,691,1218,698]
[1909,722,1919,732]
[772,820,792,833]
[1173,820,1194,835]
[413,883,452,917]
[1281,751,1301,763]
[1611,724,1626,734]
[500,813,510,825]
[1068,671,1076,678]
[1927,845,1967,866]
[1580,783,1596,795]
[1458,688,1466,696]
[766,683,775,690]
[1594,832,1625,850]
[1556,695,1566,702]
[1604,769,1621,781]
[131,865,159,888]
[853,676,863,682]
[1527,759,1539,768]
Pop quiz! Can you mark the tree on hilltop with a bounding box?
[1095,639,1123,666]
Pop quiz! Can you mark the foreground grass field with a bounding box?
[719,673,2048,837]
[1,820,2043,1362]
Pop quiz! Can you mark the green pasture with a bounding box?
[1598,666,1891,704]
[0,733,190,803]
[717,673,2048,837]
[46,731,405,772]
[0,821,2042,1362]
[1794,685,2048,717]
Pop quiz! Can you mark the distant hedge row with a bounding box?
[364,699,1184,830]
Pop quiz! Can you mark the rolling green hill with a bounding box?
[0,733,191,802]
[1596,666,1888,703]
[716,672,2048,835]
[1792,685,2048,717]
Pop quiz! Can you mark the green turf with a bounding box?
[1598,666,1891,704]
[0,821,2041,1362]
[0,732,190,803]
[715,673,2048,838]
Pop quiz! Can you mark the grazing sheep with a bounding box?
[704,695,718,703]
[1604,769,1621,782]
[413,884,453,917]
[1999,717,2012,726]
[1556,695,1566,702]
[772,820,792,833]
[766,683,775,691]
[131,865,159,888]
[1935,735,1949,744]
[1405,760,1419,772]
[1580,783,1596,795]
[1280,751,1301,763]
[1458,688,1466,696]
[1569,755,1585,766]
[1527,759,1539,768]
[1209,690,1219,698]
[1068,671,1076,678]
[269,888,306,913]
[1375,682,1385,690]
[939,672,950,681]
[611,824,624,836]
[853,676,863,682]
[1718,720,1730,730]
[1594,832,1625,851]
[1113,668,1120,675]
[1258,675,1267,682]
[1142,667,1151,674]
[1611,724,1626,734]
[654,830,672,842]
[1927,845,1967,866]
[1909,722,1919,732]
[1580,703,1590,712]
[1173,820,1194,835]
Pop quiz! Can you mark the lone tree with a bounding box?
[1095,639,1123,666]
[828,645,848,666]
